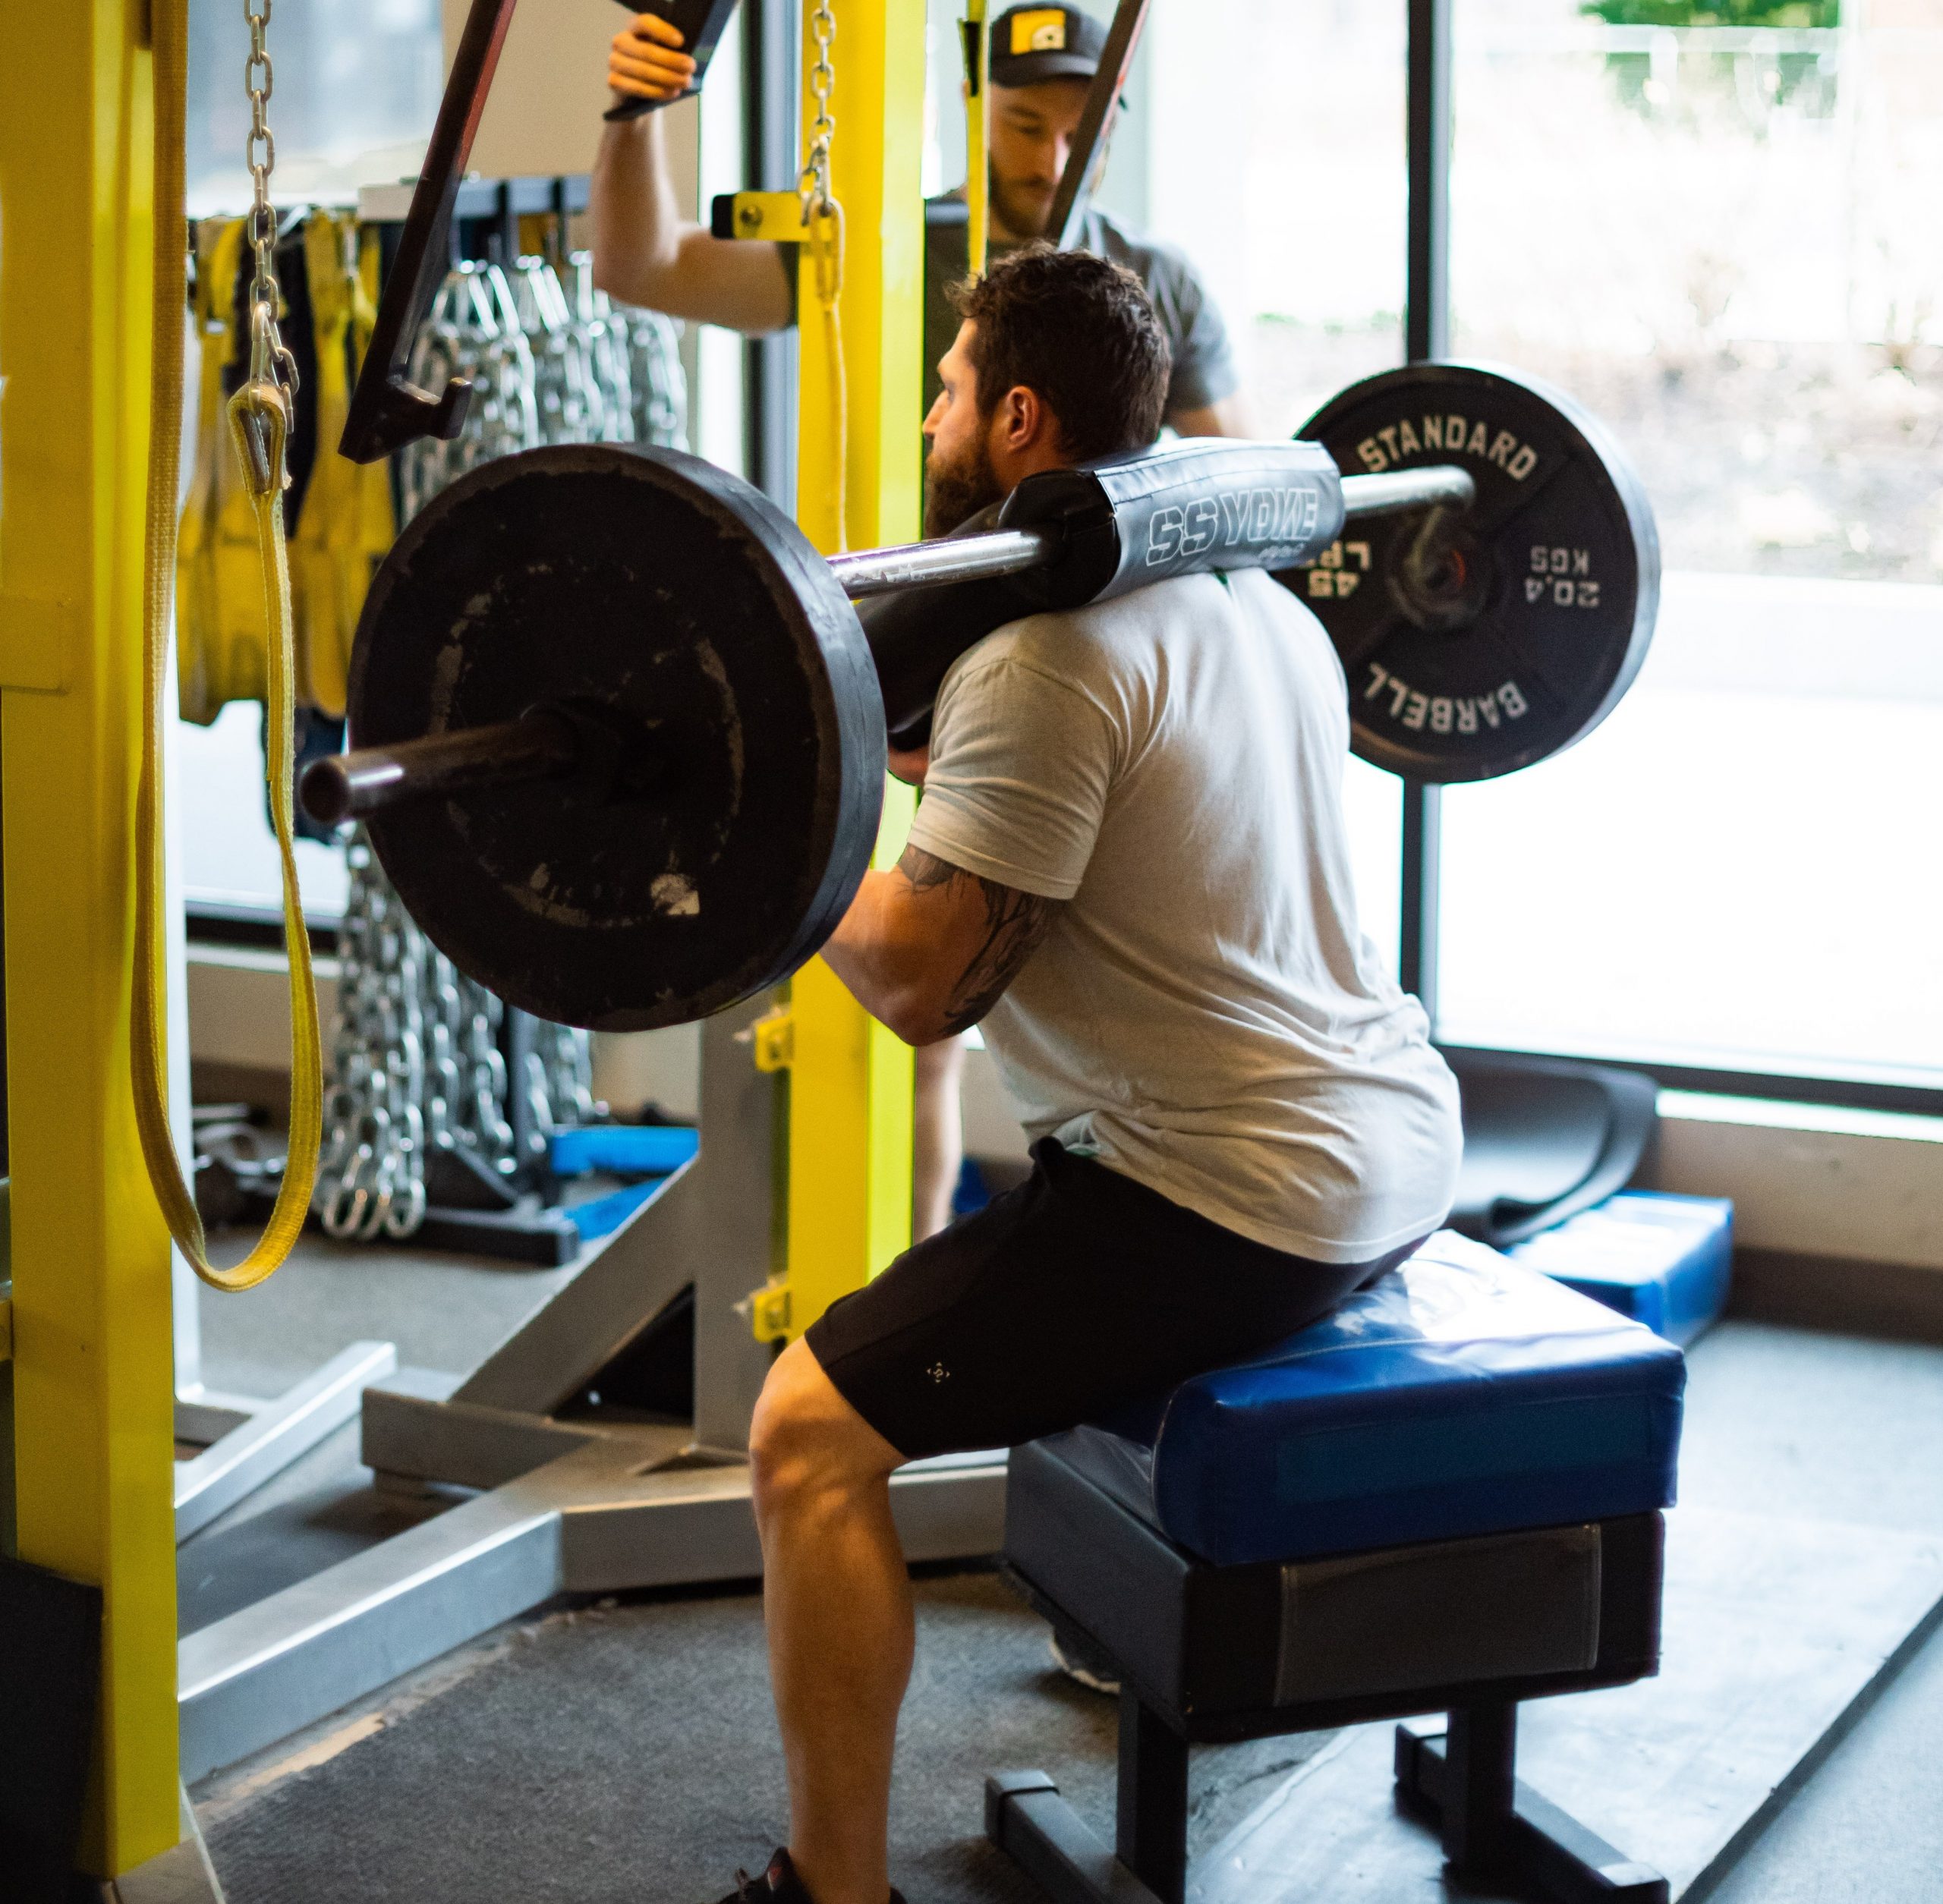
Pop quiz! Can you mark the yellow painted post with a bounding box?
[0,1,184,1877]
[769,0,926,1341]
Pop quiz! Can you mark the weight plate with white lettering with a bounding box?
[1286,362,1659,782]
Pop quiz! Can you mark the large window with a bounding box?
[1135,1,1414,967]
[1436,0,1943,1093]
[187,0,444,216]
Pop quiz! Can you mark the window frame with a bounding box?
[1404,0,1916,1113]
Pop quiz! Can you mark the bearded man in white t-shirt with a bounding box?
[718,246,1463,1904]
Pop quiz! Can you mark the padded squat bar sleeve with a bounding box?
[998,437,1346,610]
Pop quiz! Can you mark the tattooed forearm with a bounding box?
[895,845,1058,1034]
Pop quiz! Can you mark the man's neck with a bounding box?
[993,440,1072,491]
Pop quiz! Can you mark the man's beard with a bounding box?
[990,173,1053,241]
[923,431,1006,540]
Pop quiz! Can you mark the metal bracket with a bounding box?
[710,190,816,244]
[747,1282,792,1341]
[748,1005,795,1072]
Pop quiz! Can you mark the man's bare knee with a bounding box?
[749,1339,901,1525]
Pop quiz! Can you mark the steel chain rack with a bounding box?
[311,201,688,1258]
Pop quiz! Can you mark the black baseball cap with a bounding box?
[990,6,1106,88]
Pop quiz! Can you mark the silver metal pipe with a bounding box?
[1340,464,1475,518]
[299,711,576,825]
[828,526,1063,599]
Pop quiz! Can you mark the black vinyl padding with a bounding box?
[1446,1050,1661,1248]
[1005,1439,1664,1745]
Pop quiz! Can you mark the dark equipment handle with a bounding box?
[339,0,524,463]
[1047,0,1154,251]
[300,713,577,825]
[603,0,744,120]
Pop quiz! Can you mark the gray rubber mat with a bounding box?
[199,1568,1326,1904]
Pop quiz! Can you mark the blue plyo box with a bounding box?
[1055,1233,1686,1569]
[1507,1191,1734,1346]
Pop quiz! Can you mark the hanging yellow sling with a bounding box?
[132,0,321,1291]
[289,209,395,717]
[175,216,264,725]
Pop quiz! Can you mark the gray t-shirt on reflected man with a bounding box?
[923,199,1240,420]
[905,568,1463,1264]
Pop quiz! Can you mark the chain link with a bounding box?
[316,253,679,1240]
[241,0,298,400]
[801,0,838,220]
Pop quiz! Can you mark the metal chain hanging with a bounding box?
[241,0,300,413]
[799,0,847,548]
[315,213,688,1243]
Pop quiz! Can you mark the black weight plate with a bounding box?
[347,444,884,1031]
[1287,362,1659,782]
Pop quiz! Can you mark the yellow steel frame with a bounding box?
[0,0,930,1867]
[756,0,927,1343]
[0,1,184,1880]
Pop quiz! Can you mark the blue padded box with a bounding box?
[1049,1232,1685,1569]
[1507,1191,1732,1346]
[550,1125,698,1178]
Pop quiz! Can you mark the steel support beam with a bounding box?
[772,0,927,1345]
[173,1342,398,1544]
[1400,0,1453,1019]
[178,1443,1006,1783]
[0,1,184,1876]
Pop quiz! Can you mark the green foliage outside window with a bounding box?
[1581,2,1839,25]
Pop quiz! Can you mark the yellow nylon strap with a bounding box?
[131,0,321,1292]
[807,203,848,549]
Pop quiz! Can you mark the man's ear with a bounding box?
[997,382,1061,458]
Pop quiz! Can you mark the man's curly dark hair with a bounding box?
[950,243,1171,462]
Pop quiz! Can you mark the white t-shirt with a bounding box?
[905,567,1463,1264]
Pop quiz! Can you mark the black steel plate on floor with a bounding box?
[1287,362,1659,782]
[348,445,884,1031]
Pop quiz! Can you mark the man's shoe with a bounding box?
[712,1848,906,1904]
[1048,1629,1123,1696]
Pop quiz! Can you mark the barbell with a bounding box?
[302,361,1658,1031]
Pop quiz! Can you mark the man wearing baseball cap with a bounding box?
[591,0,1251,439]
[920,5,1247,433]
[587,0,1253,1261]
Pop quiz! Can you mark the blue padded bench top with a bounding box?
[1046,1232,1685,1569]
[1507,1191,1732,1346]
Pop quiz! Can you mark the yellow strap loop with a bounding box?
[806,201,848,550]
[132,0,321,1292]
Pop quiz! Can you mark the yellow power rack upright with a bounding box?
[0,0,185,1882]
[754,0,927,1346]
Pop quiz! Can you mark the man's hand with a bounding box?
[820,845,1060,1046]
[609,12,696,109]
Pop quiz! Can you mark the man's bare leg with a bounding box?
[912,1033,968,1242]
[749,1337,910,1904]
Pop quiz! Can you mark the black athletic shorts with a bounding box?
[805,1137,1423,1461]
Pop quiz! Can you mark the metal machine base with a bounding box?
[174,1341,398,1545]
[179,1005,1008,1783]
[987,1701,1667,1904]
[1394,1711,1668,1902]
[181,1425,1003,1782]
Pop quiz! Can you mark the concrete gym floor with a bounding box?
[182,1240,1943,1904]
